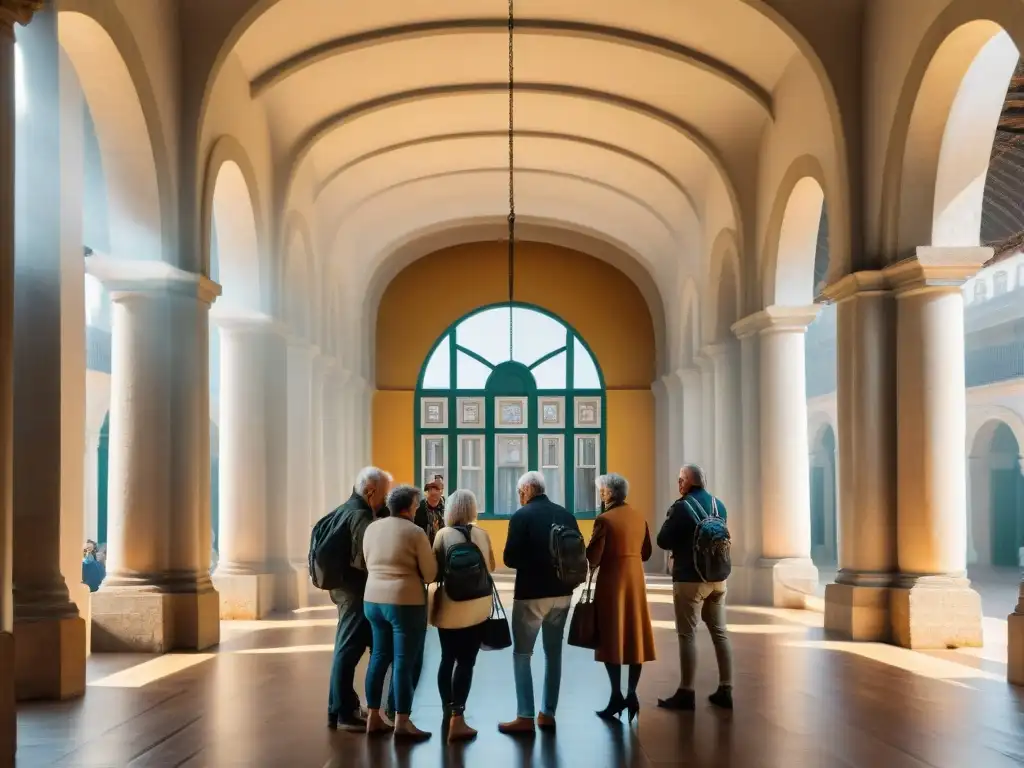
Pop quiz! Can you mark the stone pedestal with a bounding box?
[751,557,819,609]
[1009,585,1024,685]
[86,259,222,652]
[91,589,219,654]
[885,249,986,649]
[821,273,898,641]
[13,616,86,700]
[212,573,277,620]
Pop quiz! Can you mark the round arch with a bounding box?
[761,157,832,308]
[58,8,170,263]
[880,0,1024,261]
[679,278,701,366]
[968,415,1024,568]
[203,137,266,313]
[705,228,743,344]
[414,301,607,518]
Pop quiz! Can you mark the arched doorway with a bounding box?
[985,423,1023,568]
[415,303,606,517]
[810,424,838,567]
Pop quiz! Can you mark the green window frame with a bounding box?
[415,302,607,520]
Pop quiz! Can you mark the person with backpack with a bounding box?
[322,466,392,731]
[429,489,496,743]
[498,471,583,735]
[585,473,655,724]
[656,464,734,711]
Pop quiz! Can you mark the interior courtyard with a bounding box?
[1,0,1024,765]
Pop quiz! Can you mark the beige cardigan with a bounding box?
[429,525,496,629]
[362,516,438,606]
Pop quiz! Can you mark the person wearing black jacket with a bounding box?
[655,464,733,711]
[413,477,445,544]
[498,471,580,735]
[327,466,392,731]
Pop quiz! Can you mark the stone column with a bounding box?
[678,367,703,469]
[1009,455,1024,685]
[321,367,346,510]
[652,377,670,572]
[733,306,820,607]
[704,342,745,577]
[731,325,763,605]
[87,259,221,653]
[310,355,330,522]
[286,339,316,607]
[884,247,985,649]
[695,354,716,486]
[822,272,898,641]
[1,1,43,758]
[212,316,291,619]
[12,4,86,700]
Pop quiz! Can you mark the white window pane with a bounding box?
[425,437,446,470]
[461,437,482,468]
[460,469,485,507]
[540,436,563,507]
[494,468,520,516]
[456,307,511,365]
[422,336,450,389]
[532,351,567,389]
[574,468,597,512]
[546,467,564,507]
[512,307,566,366]
[456,350,491,389]
[577,436,597,467]
[573,337,601,389]
[497,435,526,466]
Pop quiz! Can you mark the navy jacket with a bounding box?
[503,494,580,600]
[657,488,728,583]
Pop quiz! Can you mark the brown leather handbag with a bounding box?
[567,568,599,650]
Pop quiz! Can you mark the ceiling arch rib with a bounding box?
[249,18,773,119]
[316,135,697,244]
[286,82,743,235]
[329,172,679,283]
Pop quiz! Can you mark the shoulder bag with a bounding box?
[567,567,599,650]
[479,582,513,651]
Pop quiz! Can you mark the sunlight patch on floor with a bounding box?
[235,644,334,655]
[89,654,216,688]
[784,639,1006,683]
[651,619,805,635]
[729,606,826,628]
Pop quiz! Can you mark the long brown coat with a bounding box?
[586,503,656,664]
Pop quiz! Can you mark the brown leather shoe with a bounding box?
[498,716,536,735]
[536,712,556,731]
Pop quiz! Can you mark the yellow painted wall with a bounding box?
[372,241,657,553]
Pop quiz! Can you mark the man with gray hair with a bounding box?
[656,464,734,711]
[498,471,581,735]
[327,466,392,731]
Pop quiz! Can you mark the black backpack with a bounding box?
[441,525,492,601]
[308,506,358,591]
[683,496,732,583]
[549,524,588,588]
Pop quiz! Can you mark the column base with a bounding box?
[1008,611,1024,686]
[0,632,14,766]
[751,558,819,608]
[824,583,891,641]
[213,572,278,620]
[91,588,220,653]
[13,616,86,701]
[290,562,312,611]
[723,562,755,605]
[889,576,982,649]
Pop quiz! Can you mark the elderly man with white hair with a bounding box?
[326,466,392,731]
[498,471,582,735]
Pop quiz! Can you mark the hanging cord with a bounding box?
[507,0,515,359]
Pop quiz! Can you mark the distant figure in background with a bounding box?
[82,540,105,593]
[415,476,446,544]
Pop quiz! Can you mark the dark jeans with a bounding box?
[364,602,427,715]
[437,623,484,715]
[328,589,373,718]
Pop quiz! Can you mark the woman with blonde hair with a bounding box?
[430,489,496,743]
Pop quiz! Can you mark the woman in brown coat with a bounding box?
[586,473,655,724]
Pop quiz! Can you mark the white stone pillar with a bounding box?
[695,354,716,486]
[885,247,985,649]
[731,327,763,601]
[652,377,671,572]
[704,342,745,569]
[310,355,331,522]
[679,367,703,469]
[11,4,86,698]
[733,306,819,607]
[0,2,39,758]
[87,259,221,653]
[1008,455,1024,685]
[212,317,292,619]
[321,367,346,510]
[822,272,898,640]
[286,340,316,607]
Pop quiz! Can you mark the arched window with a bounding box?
[416,304,606,518]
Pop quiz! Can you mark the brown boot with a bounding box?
[447,714,478,743]
[536,712,556,731]
[498,716,536,735]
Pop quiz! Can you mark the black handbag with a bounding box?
[480,582,512,651]
[567,568,599,650]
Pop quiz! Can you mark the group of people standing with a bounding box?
[319,463,734,744]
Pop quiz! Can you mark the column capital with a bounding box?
[210,310,288,336]
[730,304,819,338]
[821,270,889,303]
[0,0,43,37]
[86,257,221,305]
[883,246,990,297]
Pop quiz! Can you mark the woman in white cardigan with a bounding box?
[430,489,496,743]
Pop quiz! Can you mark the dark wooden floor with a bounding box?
[14,578,1024,768]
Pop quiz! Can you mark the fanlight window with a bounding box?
[416,304,605,517]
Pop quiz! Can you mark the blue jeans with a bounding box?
[364,602,427,715]
[328,590,372,718]
[511,596,572,718]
